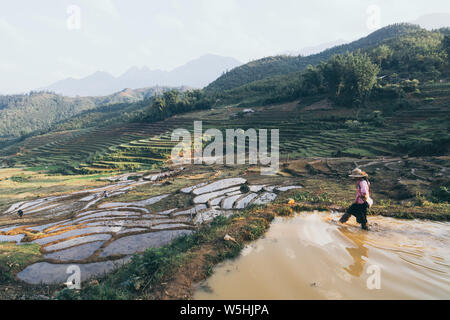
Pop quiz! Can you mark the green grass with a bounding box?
[0,243,42,283]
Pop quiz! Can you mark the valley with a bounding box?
[0,23,449,300]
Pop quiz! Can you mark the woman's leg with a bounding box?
[360,203,369,230]
[339,212,351,223]
[342,203,369,230]
[340,203,357,223]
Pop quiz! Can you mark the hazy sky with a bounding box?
[1,0,450,94]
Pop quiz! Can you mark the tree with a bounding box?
[322,52,380,106]
[144,89,211,122]
[300,65,324,95]
[372,44,393,66]
[443,35,450,63]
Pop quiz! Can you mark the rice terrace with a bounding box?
[0,2,449,307]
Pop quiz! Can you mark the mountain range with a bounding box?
[1,22,448,152]
[282,39,348,57]
[411,12,450,30]
[43,54,242,97]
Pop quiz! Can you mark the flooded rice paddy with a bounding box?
[195,212,450,300]
[0,172,301,284]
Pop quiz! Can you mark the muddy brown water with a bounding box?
[194,212,450,299]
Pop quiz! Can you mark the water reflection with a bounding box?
[341,227,368,277]
[194,212,450,300]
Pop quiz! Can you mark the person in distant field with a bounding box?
[17,209,23,218]
[339,168,373,230]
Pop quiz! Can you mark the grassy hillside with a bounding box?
[210,26,449,108]
[206,24,424,92]
[0,87,173,143]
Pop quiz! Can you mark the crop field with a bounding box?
[2,118,195,173]
[1,83,448,174]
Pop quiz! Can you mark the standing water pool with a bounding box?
[194,212,450,299]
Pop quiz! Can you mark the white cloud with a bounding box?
[58,57,92,72]
[84,0,121,20]
[0,18,26,45]
[170,0,183,11]
[0,62,18,72]
[155,13,184,30]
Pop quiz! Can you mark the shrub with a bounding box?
[345,120,363,131]
[292,191,332,204]
[242,219,267,241]
[277,206,294,216]
[401,79,420,92]
[430,186,450,203]
[395,135,450,156]
[240,183,250,193]
[415,191,431,207]
[372,84,404,99]
[0,264,13,283]
[10,175,31,182]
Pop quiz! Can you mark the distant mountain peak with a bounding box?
[123,65,152,73]
[282,39,348,57]
[87,71,115,79]
[411,13,450,30]
[42,54,242,97]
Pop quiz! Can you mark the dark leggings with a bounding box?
[340,202,368,226]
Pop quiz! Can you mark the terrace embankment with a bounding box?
[3,82,449,175]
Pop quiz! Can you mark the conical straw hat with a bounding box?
[349,168,368,178]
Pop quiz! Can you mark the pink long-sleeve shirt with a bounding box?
[355,180,370,204]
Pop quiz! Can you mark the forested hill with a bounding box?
[0,87,176,140]
[205,23,424,92]
[208,25,449,108]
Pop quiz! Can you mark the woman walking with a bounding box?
[339,168,373,230]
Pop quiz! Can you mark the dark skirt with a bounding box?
[346,202,368,225]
